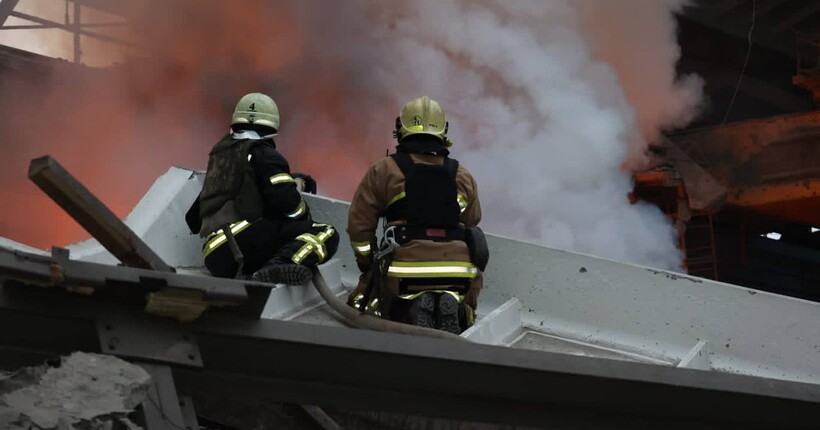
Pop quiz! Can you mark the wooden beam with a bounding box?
[0,0,20,26]
[28,156,172,272]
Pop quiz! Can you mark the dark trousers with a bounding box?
[204,218,339,278]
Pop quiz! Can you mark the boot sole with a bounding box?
[437,294,462,334]
[251,264,312,286]
[408,293,436,329]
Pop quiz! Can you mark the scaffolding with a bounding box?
[0,0,130,64]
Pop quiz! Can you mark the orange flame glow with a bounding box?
[0,1,390,249]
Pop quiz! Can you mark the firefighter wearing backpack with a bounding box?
[185,92,339,285]
[347,96,487,334]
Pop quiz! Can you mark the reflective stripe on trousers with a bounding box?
[202,220,256,257]
[291,223,336,264]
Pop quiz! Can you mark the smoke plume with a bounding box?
[0,0,701,270]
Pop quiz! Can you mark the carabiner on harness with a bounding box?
[358,225,402,316]
[376,225,401,260]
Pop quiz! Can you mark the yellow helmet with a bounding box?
[394,96,451,147]
[232,92,280,131]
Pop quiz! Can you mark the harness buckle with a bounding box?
[376,226,401,260]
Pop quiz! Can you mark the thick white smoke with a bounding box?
[343,0,702,270]
[2,0,701,270]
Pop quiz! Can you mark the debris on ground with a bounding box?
[0,352,150,429]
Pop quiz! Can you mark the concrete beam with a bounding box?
[461,298,522,345]
[677,340,711,370]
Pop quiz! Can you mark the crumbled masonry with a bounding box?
[0,352,150,430]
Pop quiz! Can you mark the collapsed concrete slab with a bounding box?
[0,352,150,430]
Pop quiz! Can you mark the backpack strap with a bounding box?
[389,152,415,178]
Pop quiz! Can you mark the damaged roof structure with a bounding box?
[1,1,820,428]
[635,0,820,300]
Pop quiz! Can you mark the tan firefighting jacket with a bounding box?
[347,153,483,309]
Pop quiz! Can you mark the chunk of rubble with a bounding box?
[0,352,151,429]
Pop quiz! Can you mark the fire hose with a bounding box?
[310,269,467,342]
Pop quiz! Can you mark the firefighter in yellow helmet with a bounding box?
[347,96,487,333]
[185,92,339,284]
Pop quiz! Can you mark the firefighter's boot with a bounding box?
[436,293,462,334]
[251,257,312,286]
[407,292,436,329]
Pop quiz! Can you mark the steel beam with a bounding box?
[9,10,132,47]
[0,246,251,306]
[0,22,126,30]
[681,8,795,58]
[770,2,820,34]
[709,0,750,16]
[28,156,171,272]
[0,283,818,429]
[72,1,81,63]
[138,364,188,430]
[727,179,820,207]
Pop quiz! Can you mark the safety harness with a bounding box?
[358,152,468,315]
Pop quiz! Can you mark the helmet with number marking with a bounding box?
[232,92,280,131]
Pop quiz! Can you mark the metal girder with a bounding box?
[138,364,189,430]
[681,58,812,113]
[671,110,820,172]
[711,0,750,16]
[97,316,204,368]
[752,0,792,19]
[0,283,818,429]
[722,73,812,112]
[681,8,795,58]
[0,0,19,26]
[659,138,728,212]
[9,10,133,47]
[770,2,820,34]
[0,22,126,30]
[728,179,820,207]
[68,0,132,17]
[28,156,170,272]
[0,246,257,310]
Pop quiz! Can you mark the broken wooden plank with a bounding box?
[28,155,172,272]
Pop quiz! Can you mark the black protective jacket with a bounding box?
[186,136,308,235]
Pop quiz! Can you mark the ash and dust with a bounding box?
[0,0,702,271]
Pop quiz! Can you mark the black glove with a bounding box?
[292,173,317,194]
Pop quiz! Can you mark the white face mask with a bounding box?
[230,128,277,140]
